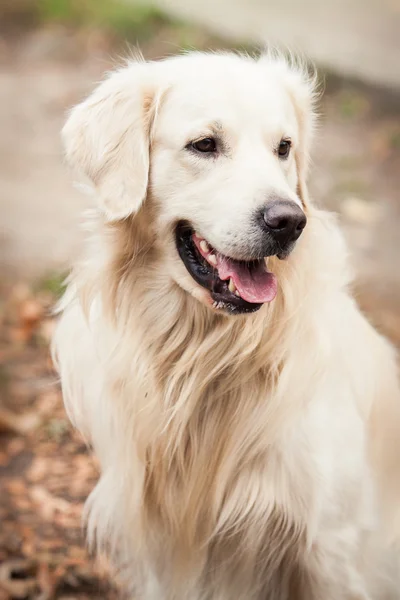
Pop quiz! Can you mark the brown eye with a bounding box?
[278,139,291,159]
[191,137,217,153]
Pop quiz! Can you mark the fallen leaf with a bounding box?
[0,559,38,598]
[37,562,58,600]
[19,299,44,326]
[38,318,57,345]
[5,479,26,496]
[0,408,42,435]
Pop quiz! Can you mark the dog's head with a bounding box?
[63,52,317,315]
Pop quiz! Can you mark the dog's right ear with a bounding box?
[62,62,159,221]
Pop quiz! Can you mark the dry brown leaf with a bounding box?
[38,318,57,345]
[19,298,44,326]
[26,456,49,483]
[0,407,42,434]
[29,485,82,526]
[0,559,38,598]
[6,437,25,456]
[5,478,26,496]
[36,390,60,415]
[37,562,58,600]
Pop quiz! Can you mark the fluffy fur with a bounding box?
[53,51,400,599]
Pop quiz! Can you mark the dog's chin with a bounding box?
[174,222,279,316]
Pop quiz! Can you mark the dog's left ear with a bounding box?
[62,61,160,221]
[259,53,318,206]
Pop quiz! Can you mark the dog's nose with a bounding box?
[263,200,307,247]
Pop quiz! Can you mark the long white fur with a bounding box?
[53,51,400,599]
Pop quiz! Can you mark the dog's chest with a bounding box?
[144,422,315,598]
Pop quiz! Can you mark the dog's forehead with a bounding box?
[156,55,295,133]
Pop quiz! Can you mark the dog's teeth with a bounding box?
[208,253,217,266]
[200,240,210,254]
[235,290,241,297]
[228,278,236,293]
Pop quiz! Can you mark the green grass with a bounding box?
[334,155,363,171]
[2,0,255,55]
[334,178,369,197]
[337,89,370,119]
[45,417,70,441]
[35,271,67,299]
[38,0,173,39]
[389,129,400,150]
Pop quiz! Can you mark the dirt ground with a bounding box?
[1,19,400,600]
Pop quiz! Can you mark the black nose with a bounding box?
[263,200,307,247]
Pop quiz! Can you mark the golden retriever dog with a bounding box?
[53,51,400,599]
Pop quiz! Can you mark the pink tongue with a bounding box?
[217,255,277,304]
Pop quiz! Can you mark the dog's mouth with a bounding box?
[175,222,278,314]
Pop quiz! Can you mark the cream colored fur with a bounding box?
[53,51,400,599]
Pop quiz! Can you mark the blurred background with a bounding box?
[0,1,399,598]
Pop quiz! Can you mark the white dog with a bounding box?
[53,51,400,599]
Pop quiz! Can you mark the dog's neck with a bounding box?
[76,207,348,479]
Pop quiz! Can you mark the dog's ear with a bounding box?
[259,52,318,206]
[62,62,159,221]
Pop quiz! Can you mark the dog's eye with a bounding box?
[278,139,291,159]
[191,138,217,153]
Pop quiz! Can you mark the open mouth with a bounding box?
[175,222,278,314]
